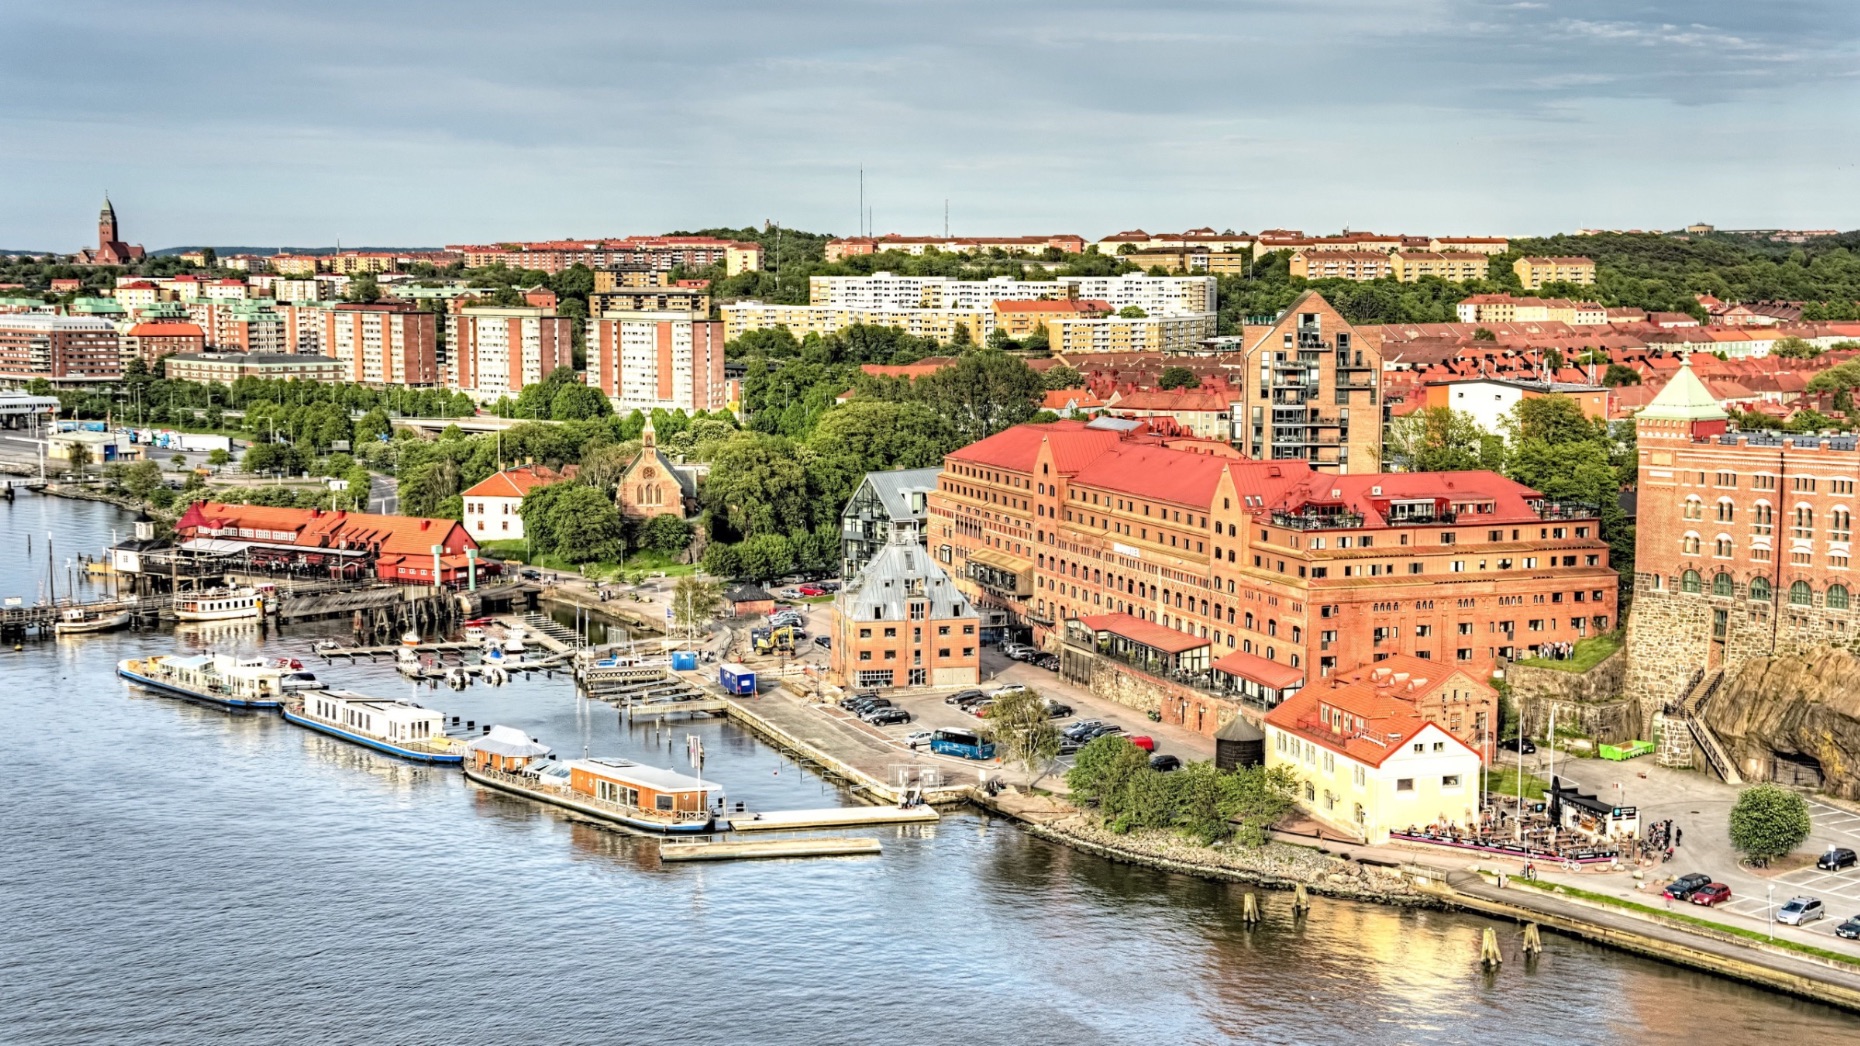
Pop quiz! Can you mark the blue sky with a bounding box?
[4,0,1856,250]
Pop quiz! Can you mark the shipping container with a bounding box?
[718,662,757,695]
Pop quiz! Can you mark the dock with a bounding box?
[726,805,940,833]
[658,837,883,861]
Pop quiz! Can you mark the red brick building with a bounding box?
[175,501,481,584]
[123,322,206,366]
[0,315,121,379]
[929,419,1614,734]
[324,302,439,386]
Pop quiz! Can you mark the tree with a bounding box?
[639,513,693,556]
[1472,327,1496,342]
[1728,783,1811,867]
[669,575,723,638]
[200,247,217,268]
[1602,364,1642,387]
[1385,407,1502,473]
[988,686,1061,785]
[1066,735,1152,815]
[550,381,612,421]
[702,432,811,540]
[1041,364,1083,391]
[344,273,382,302]
[1543,347,1565,372]
[119,460,164,499]
[1157,366,1198,390]
[909,349,1043,443]
[1772,336,1822,359]
[700,541,742,579]
[354,408,392,444]
[65,441,91,477]
[1221,763,1301,847]
[1117,305,1148,319]
[734,532,796,581]
[206,447,231,467]
[546,486,627,565]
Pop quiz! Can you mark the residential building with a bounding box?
[929,419,1614,735]
[162,352,347,383]
[122,322,206,366]
[0,315,121,379]
[1236,292,1383,474]
[186,299,286,353]
[461,464,571,540]
[1391,252,1490,283]
[1289,251,1393,282]
[202,279,250,301]
[589,286,711,315]
[446,306,570,400]
[112,281,168,310]
[840,467,942,579]
[829,528,981,689]
[615,420,698,520]
[74,196,146,266]
[448,237,760,276]
[592,269,673,292]
[1095,228,1256,255]
[806,273,1216,315]
[326,302,439,386]
[1264,673,1485,844]
[1513,256,1596,289]
[992,298,1111,340]
[1422,378,1610,433]
[1326,654,1500,756]
[1099,387,1238,441]
[1047,313,1215,354]
[1255,232,1405,260]
[1427,237,1510,256]
[825,234,1085,261]
[586,311,726,415]
[1115,249,1254,275]
[1622,360,1860,755]
[721,302,989,345]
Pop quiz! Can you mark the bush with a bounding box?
[1729,783,1810,867]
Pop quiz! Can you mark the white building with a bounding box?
[587,311,727,415]
[460,465,569,540]
[447,306,574,403]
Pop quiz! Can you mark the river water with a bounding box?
[0,492,1853,1045]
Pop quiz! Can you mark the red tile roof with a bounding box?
[462,465,571,499]
[1078,613,1208,653]
[178,502,474,559]
[1212,649,1304,689]
[127,322,204,337]
[946,421,1124,474]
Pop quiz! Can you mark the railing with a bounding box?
[469,766,711,821]
[1270,511,1366,531]
[1529,498,1600,521]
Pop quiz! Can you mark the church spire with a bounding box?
[641,416,656,449]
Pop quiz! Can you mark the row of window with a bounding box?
[1690,472,1856,494]
[1675,570,1852,608]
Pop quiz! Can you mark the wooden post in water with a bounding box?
[1480,927,1503,968]
[1242,892,1260,925]
[1522,923,1543,957]
[1292,883,1310,915]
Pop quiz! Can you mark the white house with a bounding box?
[460,464,570,541]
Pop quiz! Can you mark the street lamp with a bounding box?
[1767,884,1775,939]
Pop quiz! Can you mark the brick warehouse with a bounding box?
[1624,358,1860,731]
[929,419,1615,734]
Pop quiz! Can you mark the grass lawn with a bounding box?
[477,541,695,582]
[1510,877,1860,969]
[1483,765,1551,801]
[619,550,697,579]
[1514,631,1623,673]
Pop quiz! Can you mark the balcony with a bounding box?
[1530,498,1600,521]
[1270,510,1366,531]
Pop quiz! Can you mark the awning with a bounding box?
[1212,649,1304,690]
[1077,613,1208,654]
[968,548,1031,573]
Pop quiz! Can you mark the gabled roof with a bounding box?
[462,465,570,499]
[855,467,944,521]
[946,421,1123,473]
[839,537,974,622]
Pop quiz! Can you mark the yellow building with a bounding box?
[1427,237,1509,256]
[1513,256,1596,289]
[721,302,987,344]
[724,243,762,276]
[593,269,672,292]
[1390,251,1490,283]
[1289,251,1394,281]
[1047,313,1213,354]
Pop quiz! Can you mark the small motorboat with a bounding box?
[279,670,323,692]
[501,627,527,654]
[464,625,485,644]
[400,631,421,647]
[54,607,131,635]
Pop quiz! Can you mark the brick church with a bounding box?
[74,195,146,266]
[615,419,697,519]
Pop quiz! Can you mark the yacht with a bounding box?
[118,652,291,709]
[174,586,272,622]
[282,689,463,764]
[55,606,131,635]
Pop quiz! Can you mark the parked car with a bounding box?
[954,693,993,711]
[1150,753,1182,772]
[946,688,985,705]
[1776,896,1826,926]
[1127,735,1156,752]
[814,635,831,649]
[1063,720,1105,740]
[851,697,894,715]
[1034,655,1060,671]
[1498,736,1537,754]
[818,581,841,593]
[519,568,542,581]
[968,701,996,718]
[988,683,1029,698]
[865,707,912,726]
[1836,916,1860,940]
[1044,700,1074,719]
[905,730,935,750]
[1689,883,1732,907]
[1001,642,1035,659]
[1662,873,1714,901]
[796,585,825,597]
[1057,738,1085,756]
[839,692,878,711]
[1818,848,1858,871]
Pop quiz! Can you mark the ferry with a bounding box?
[55,606,131,635]
[117,653,291,709]
[281,689,464,764]
[462,728,723,833]
[174,586,272,622]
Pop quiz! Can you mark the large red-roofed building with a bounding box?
[175,502,482,585]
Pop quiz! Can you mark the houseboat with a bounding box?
[55,606,131,635]
[174,586,272,622]
[461,729,723,833]
[281,689,463,764]
[117,653,291,709]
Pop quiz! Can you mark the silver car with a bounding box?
[1776,896,1825,926]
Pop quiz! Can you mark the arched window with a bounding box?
[1791,580,1813,606]
[1716,499,1735,523]
[1794,506,1815,540]
[1753,502,1774,535]
[1681,569,1702,594]
[1749,576,1772,601]
[1683,497,1704,521]
[1713,573,1734,597]
[1682,535,1701,555]
[1714,538,1733,558]
[1830,585,1851,610]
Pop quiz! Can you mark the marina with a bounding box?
[658,837,884,862]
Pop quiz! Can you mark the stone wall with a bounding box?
[1069,648,1243,738]
[1705,647,1860,798]
[1508,645,1639,744]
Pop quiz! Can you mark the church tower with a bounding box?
[99,195,119,250]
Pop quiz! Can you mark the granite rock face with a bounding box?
[1705,646,1860,798]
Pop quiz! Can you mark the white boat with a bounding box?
[400,631,421,647]
[464,625,485,644]
[118,653,292,709]
[54,607,131,635]
[279,670,323,692]
[501,627,527,654]
[283,689,463,764]
[174,586,271,622]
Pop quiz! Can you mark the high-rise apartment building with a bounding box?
[447,306,574,401]
[0,315,121,379]
[325,302,439,386]
[1236,292,1383,474]
[587,311,726,415]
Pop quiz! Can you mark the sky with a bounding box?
[4,0,1858,250]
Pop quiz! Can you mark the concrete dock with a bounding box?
[726,805,940,833]
[659,837,883,861]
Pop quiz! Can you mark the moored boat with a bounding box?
[174,586,272,622]
[462,727,723,833]
[55,607,131,635]
[281,689,463,763]
[117,653,290,709]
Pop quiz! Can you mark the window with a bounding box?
[1714,538,1732,558]
[1682,497,1704,521]
[1681,535,1701,555]
[1715,499,1735,523]
[1442,775,1462,789]
[1830,585,1850,610]
[1713,573,1734,597]
[1681,569,1702,594]
[1396,778,1414,792]
[1749,576,1772,601]
[1791,580,1813,606]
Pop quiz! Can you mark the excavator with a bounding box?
[752,625,803,655]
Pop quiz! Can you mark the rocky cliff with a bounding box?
[1706,647,1860,799]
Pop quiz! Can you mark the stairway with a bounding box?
[1661,668,1742,784]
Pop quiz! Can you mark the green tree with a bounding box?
[344,273,382,302]
[1472,327,1496,341]
[397,457,461,517]
[354,408,392,444]
[1543,347,1565,372]
[1385,407,1502,473]
[550,381,612,421]
[1066,735,1152,814]
[65,441,91,477]
[1728,783,1811,867]
[1041,364,1083,391]
[700,541,742,579]
[669,575,723,638]
[518,482,574,556]
[1771,336,1822,359]
[1602,364,1642,387]
[1117,305,1148,319]
[1221,763,1302,847]
[734,532,796,581]
[702,432,811,540]
[119,460,164,499]
[546,486,627,564]
[639,513,693,556]
[988,686,1061,785]
[206,447,231,467]
[1157,366,1198,390]
[908,349,1043,443]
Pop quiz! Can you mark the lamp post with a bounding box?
[1767,884,1775,939]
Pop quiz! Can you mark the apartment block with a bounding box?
[721,302,989,344]
[184,300,286,354]
[825,234,1085,261]
[1513,256,1597,289]
[122,322,206,366]
[325,302,439,386]
[1427,237,1510,256]
[448,237,760,276]
[830,530,982,689]
[1289,251,1394,282]
[587,311,725,414]
[805,273,1216,315]
[447,306,573,400]
[1390,252,1490,283]
[1236,292,1383,474]
[0,315,120,379]
[1096,228,1257,255]
[589,286,711,315]
[163,352,346,383]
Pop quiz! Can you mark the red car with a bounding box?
[1690,883,1733,907]
[796,585,825,597]
[1127,735,1155,752]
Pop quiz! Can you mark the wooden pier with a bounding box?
[658,837,883,862]
[726,805,940,833]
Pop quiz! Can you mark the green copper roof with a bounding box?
[1638,357,1727,422]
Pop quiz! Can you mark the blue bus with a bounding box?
[930,728,995,761]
